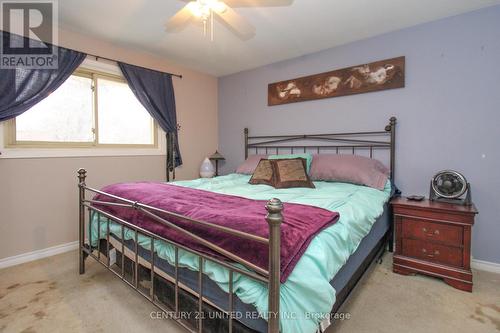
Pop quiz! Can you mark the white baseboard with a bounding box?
[471,259,500,274]
[1,240,499,275]
[0,241,78,270]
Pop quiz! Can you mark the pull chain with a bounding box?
[210,9,214,42]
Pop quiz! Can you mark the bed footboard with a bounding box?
[77,169,282,333]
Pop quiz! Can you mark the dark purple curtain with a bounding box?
[118,62,182,167]
[0,31,86,122]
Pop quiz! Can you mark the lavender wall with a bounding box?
[218,6,500,264]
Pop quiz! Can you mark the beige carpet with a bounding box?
[0,250,498,333]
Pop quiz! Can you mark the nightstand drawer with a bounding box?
[401,218,463,246]
[402,239,463,267]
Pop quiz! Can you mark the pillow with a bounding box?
[236,155,268,174]
[268,153,313,173]
[309,154,389,190]
[270,158,315,189]
[249,159,275,186]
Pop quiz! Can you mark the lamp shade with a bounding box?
[200,157,215,178]
[209,150,225,161]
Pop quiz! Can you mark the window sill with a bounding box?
[0,126,166,159]
[0,147,165,159]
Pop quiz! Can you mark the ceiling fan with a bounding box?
[165,0,294,41]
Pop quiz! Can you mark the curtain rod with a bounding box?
[0,30,183,79]
[87,53,183,79]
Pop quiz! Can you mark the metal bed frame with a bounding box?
[78,116,396,333]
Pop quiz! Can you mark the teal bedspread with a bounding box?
[90,174,391,333]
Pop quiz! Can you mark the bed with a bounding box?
[77,117,397,333]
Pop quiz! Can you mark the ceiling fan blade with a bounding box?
[222,0,294,7]
[165,4,193,31]
[216,5,255,39]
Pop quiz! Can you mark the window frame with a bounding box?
[4,68,158,149]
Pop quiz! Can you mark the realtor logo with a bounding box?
[0,0,58,69]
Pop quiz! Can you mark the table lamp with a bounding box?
[209,151,225,177]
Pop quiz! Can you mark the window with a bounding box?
[5,69,157,148]
[97,77,154,145]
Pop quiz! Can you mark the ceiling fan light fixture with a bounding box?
[187,1,208,18]
[167,0,291,41]
[188,0,226,19]
[210,1,227,13]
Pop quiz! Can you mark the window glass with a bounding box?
[11,70,157,148]
[15,75,94,142]
[97,78,154,145]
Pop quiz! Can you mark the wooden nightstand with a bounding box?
[391,197,478,292]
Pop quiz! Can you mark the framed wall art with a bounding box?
[268,56,405,106]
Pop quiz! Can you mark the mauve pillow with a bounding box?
[236,155,268,174]
[309,154,390,190]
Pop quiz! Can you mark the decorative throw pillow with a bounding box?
[309,154,389,190]
[248,159,275,186]
[236,155,268,174]
[271,158,315,189]
[268,153,313,173]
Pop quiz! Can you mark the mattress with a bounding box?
[101,203,390,333]
[90,174,392,333]
[330,205,390,294]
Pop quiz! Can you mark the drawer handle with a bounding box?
[421,248,440,258]
[422,227,440,237]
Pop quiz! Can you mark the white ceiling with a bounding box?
[58,0,500,77]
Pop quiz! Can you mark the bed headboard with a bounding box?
[244,116,397,181]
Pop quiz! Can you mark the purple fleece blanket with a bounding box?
[93,182,339,283]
